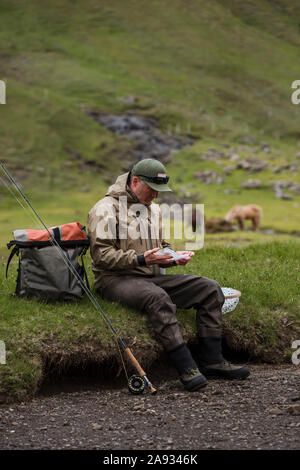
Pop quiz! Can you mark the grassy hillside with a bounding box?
[1,0,300,189]
[0,0,299,243]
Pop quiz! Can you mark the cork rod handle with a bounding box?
[124,347,146,377]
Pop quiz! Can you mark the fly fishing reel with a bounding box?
[128,375,146,394]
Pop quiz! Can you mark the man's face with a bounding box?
[130,176,159,206]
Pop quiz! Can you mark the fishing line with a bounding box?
[0,174,39,230]
[0,163,123,338]
[0,163,127,351]
[0,161,156,394]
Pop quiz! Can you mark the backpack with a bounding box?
[6,222,90,302]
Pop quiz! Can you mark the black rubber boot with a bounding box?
[198,337,224,365]
[167,343,207,392]
[198,337,250,380]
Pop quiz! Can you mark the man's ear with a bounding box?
[130,175,139,188]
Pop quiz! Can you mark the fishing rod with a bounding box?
[0,161,157,395]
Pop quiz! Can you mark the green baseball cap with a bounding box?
[131,158,172,192]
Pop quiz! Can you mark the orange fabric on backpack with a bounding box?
[25,222,87,242]
[59,222,87,241]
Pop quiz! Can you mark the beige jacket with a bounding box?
[88,172,172,290]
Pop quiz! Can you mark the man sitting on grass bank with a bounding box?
[88,158,250,391]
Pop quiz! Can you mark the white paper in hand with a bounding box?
[155,247,189,261]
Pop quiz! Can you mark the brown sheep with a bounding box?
[225,204,263,231]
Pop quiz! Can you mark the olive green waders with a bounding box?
[99,274,225,353]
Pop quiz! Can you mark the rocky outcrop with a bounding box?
[87,112,193,168]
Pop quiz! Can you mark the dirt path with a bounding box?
[0,364,299,451]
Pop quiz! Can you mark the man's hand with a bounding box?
[174,251,195,266]
[144,247,174,266]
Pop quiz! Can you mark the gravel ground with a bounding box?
[0,364,299,451]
